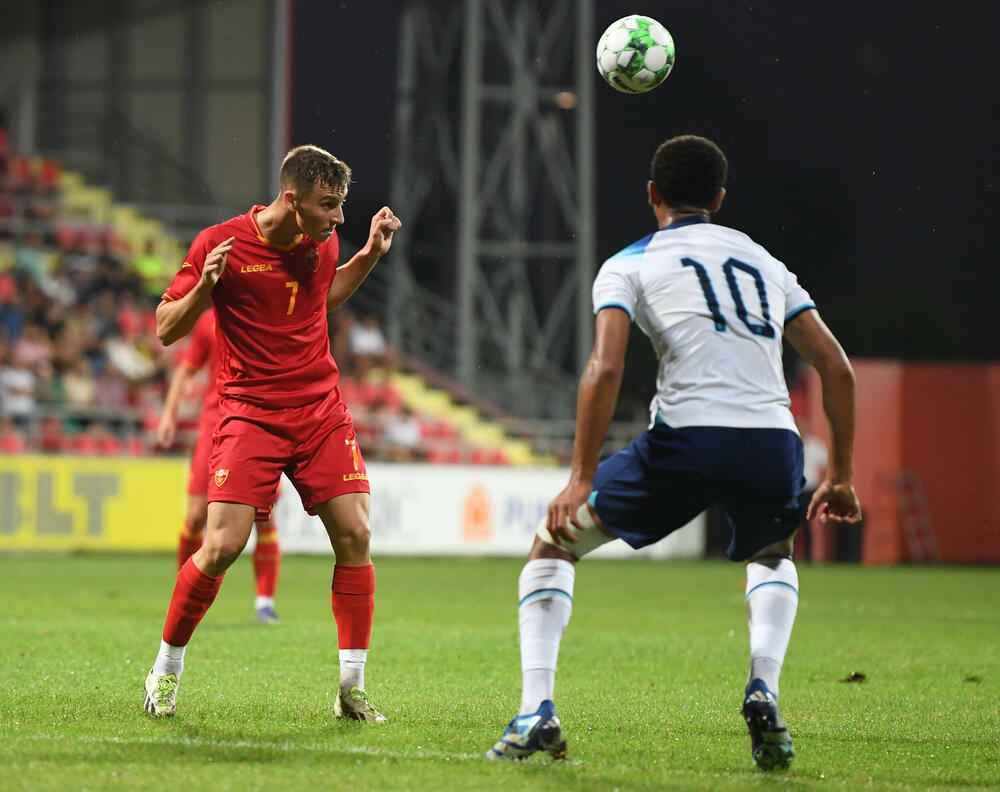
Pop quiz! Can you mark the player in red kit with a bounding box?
[156,309,282,623]
[142,145,401,722]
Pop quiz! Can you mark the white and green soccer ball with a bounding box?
[596,15,675,94]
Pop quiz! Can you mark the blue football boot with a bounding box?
[742,679,794,770]
[486,699,567,760]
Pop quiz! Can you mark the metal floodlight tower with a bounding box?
[387,0,595,418]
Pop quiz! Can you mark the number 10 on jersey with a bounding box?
[681,257,775,338]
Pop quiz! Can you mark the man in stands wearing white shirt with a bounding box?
[487,135,862,770]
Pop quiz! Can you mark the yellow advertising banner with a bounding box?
[0,454,187,551]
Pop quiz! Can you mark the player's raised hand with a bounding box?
[201,236,234,289]
[807,480,862,524]
[367,207,401,258]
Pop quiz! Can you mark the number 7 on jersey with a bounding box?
[285,280,299,315]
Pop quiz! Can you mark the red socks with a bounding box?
[253,521,281,598]
[331,564,375,649]
[162,557,225,646]
[176,521,204,570]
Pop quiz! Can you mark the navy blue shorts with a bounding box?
[591,423,805,561]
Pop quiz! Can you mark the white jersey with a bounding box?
[592,217,815,431]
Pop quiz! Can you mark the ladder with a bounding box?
[894,471,942,563]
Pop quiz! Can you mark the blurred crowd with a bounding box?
[0,131,507,464]
[0,129,169,454]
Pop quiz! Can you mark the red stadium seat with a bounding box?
[39,417,65,453]
[377,382,404,409]
[420,419,459,440]
[489,447,511,466]
[357,379,381,406]
[36,157,60,193]
[68,432,98,455]
[0,427,28,453]
[123,434,146,455]
[426,447,460,464]
[7,153,32,191]
[96,433,123,456]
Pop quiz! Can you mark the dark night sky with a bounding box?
[293,1,999,360]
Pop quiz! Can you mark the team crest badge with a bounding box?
[214,469,230,487]
[305,248,320,272]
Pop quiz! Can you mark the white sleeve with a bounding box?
[782,266,815,322]
[592,261,639,320]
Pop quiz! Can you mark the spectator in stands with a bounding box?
[0,272,22,341]
[13,322,52,367]
[0,345,36,426]
[94,365,130,411]
[37,258,77,308]
[379,404,424,462]
[348,313,391,378]
[62,230,99,292]
[92,289,122,339]
[34,359,65,407]
[133,238,169,301]
[14,231,51,282]
[0,231,15,269]
[62,357,97,408]
[88,235,140,299]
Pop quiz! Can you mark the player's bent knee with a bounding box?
[748,533,796,563]
[535,503,613,559]
[332,520,371,554]
[199,537,244,569]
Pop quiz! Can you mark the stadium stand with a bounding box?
[0,132,558,466]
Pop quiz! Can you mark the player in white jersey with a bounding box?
[487,135,862,770]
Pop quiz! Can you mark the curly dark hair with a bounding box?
[279,144,352,194]
[650,135,728,210]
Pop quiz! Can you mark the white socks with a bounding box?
[745,558,799,696]
[339,648,368,692]
[255,596,275,611]
[152,640,186,678]
[517,558,575,715]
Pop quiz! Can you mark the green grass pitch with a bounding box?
[1,554,997,791]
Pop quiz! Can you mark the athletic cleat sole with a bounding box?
[742,680,793,770]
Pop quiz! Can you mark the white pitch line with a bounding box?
[19,733,583,765]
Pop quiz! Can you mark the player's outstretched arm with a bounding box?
[327,207,402,311]
[156,237,233,345]
[547,307,630,544]
[784,309,862,524]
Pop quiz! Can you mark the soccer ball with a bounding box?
[596,15,675,94]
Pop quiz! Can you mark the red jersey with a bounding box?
[163,206,341,408]
[180,310,221,427]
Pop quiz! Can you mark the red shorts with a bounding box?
[207,389,369,515]
[190,412,278,522]
[187,424,213,496]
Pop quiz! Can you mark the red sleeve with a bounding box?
[162,228,216,302]
[180,310,215,370]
